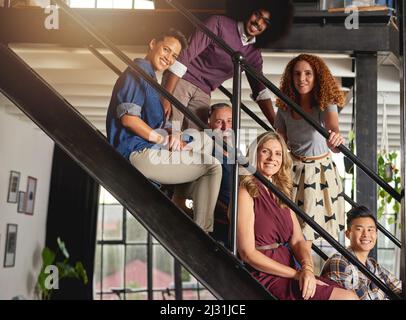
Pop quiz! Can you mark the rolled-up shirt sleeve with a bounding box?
[326,104,338,113]
[117,102,142,118]
[377,263,403,295]
[253,88,273,102]
[114,70,145,120]
[169,60,188,78]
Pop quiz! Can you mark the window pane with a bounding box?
[125,245,148,299]
[96,292,120,300]
[98,0,133,8]
[127,292,148,300]
[99,187,119,204]
[101,245,125,294]
[180,269,215,300]
[181,269,198,300]
[126,211,147,243]
[153,245,174,299]
[94,292,102,300]
[70,0,96,8]
[135,0,154,9]
[154,288,175,300]
[97,0,113,8]
[93,244,103,299]
[197,288,216,300]
[103,204,123,240]
[96,204,103,241]
[378,214,397,247]
[378,248,397,275]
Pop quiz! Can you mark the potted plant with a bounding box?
[36,237,88,300]
[377,151,401,227]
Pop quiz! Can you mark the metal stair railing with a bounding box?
[47,0,400,299]
[220,82,401,250]
[86,43,398,298]
[164,0,402,299]
[0,43,274,300]
[87,42,330,263]
[165,0,402,203]
[220,81,402,250]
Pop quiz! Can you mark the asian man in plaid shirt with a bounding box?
[321,206,402,300]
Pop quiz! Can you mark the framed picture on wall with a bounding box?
[17,191,26,214]
[4,224,18,268]
[7,171,20,203]
[25,176,37,216]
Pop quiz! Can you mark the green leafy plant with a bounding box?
[377,151,401,226]
[36,237,88,300]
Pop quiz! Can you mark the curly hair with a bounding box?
[226,0,294,48]
[276,54,345,111]
[239,131,292,208]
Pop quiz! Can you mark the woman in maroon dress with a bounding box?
[237,132,358,300]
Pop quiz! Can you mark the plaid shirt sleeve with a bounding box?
[322,255,369,299]
[375,262,403,295]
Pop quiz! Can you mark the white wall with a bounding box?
[0,99,54,300]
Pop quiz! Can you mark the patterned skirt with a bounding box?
[292,154,345,241]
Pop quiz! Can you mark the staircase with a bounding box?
[0,0,404,300]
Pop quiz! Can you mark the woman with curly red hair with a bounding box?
[274,54,345,242]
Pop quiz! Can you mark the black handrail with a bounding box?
[248,163,401,300]
[164,0,401,299]
[88,43,331,260]
[0,44,274,300]
[229,55,243,255]
[312,244,328,261]
[219,82,402,250]
[86,27,397,302]
[89,24,400,299]
[219,81,402,250]
[242,65,401,203]
[87,45,122,75]
[218,85,271,131]
[88,42,326,261]
[50,0,400,299]
[165,0,402,204]
[168,0,402,273]
[53,0,210,130]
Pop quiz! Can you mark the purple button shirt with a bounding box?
[177,15,266,97]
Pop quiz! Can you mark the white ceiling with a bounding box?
[3,43,402,150]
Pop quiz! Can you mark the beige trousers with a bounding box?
[129,133,221,232]
[169,77,211,131]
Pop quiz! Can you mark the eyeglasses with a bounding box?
[253,10,271,27]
